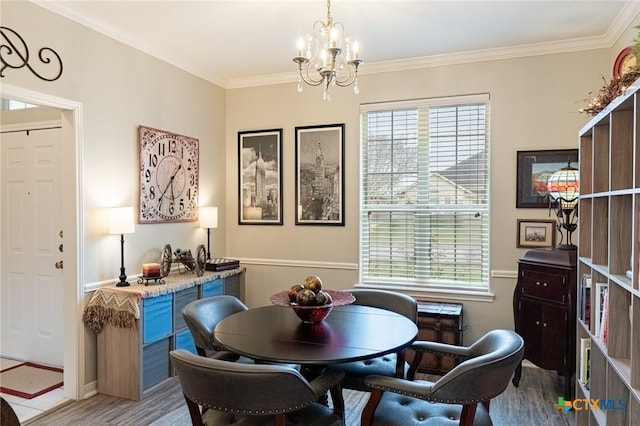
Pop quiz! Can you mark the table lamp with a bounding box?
[109,207,135,286]
[547,162,579,250]
[199,206,218,260]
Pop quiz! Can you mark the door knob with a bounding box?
[55,260,63,269]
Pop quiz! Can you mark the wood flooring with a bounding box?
[26,366,575,425]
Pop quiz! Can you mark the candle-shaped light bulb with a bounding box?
[297,38,305,57]
[352,41,359,60]
[330,26,339,47]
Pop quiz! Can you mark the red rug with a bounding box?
[0,362,63,399]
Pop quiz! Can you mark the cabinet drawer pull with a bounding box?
[543,282,548,287]
[535,320,540,325]
[536,281,540,286]
[543,323,547,327]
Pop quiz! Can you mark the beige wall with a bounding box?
[225,49,617,344]
[1,1,227,386]
[2,0,639,393]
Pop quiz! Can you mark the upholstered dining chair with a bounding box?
[360,329,525,426]
[182,295,299,370]
[170,349,345,426]
[182,295,249,358]
[333,288,418,391]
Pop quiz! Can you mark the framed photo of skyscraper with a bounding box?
[295,124,345,226]
[238,129,283,225]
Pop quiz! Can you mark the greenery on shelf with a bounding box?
[579,26,640,116]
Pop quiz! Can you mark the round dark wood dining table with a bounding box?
[214,303,419,366]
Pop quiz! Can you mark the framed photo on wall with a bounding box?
[238,129,283,225]
[516,219,556,248]
[516,149,578,208]
[295,124,345,226]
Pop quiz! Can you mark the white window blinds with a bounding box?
[359,94,490,292]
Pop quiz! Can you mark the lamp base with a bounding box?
[116,267,130,287]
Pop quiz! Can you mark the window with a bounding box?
[1,99,38,110]
[359,94,490,295]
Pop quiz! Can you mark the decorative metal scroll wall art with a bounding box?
[0,26,63,81]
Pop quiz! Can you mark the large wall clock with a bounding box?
[139,125,199,223]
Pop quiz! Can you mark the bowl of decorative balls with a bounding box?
[270,275,355,323]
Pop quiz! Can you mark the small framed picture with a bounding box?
[517,219,556,248]
[238,129,283,225]
[295,123,345,226]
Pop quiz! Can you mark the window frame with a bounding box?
[358,94,493,301]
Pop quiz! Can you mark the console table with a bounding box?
[83,268,244,401]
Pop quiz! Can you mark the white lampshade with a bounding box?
[108,207,135,235]
[199,206,218,229]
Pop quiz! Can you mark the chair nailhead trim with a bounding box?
[368,385,501,405]
[185,392,316,415]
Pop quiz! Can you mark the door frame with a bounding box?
[1,83,84,400]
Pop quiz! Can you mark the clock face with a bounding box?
[139,125,199,223]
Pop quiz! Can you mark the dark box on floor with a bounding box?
[406,302,465,375]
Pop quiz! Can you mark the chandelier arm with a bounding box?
[334,66,358,87]
[298,64,324,86]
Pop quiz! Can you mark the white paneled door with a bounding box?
[1,127,64,367]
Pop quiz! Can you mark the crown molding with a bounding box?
[31,0,227,87]
[227,36,612,89]
[228,1,640,90]
[32,0,640,90]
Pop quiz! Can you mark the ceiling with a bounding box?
[34,1,640,89]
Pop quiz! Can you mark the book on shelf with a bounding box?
[579,274,591,326]
[594,282,609,343]
[205,258,241,271]
[579,337,591,389]
[600,290,609,344]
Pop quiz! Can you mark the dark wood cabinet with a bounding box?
[512,249,577,399]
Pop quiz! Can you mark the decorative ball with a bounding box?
[288,284,304,302]
[315,290,331,305]
[296,288,316,306]
[303,275,323,293]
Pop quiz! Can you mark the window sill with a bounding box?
[353,283,495,303]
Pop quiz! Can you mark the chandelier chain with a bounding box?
[326,0,331,23]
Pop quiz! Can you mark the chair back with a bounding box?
[428,329,524,404]
[1,397,19,426]
[170,349,322,415]
[349,288,418,323]
[182,295,248,355]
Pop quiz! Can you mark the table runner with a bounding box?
[83,268,244,333]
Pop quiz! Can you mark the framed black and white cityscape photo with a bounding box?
[238,129,283,225]
[295,124,345,226]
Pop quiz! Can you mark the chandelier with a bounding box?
[547,162,579,250]
[293,0,363,101]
